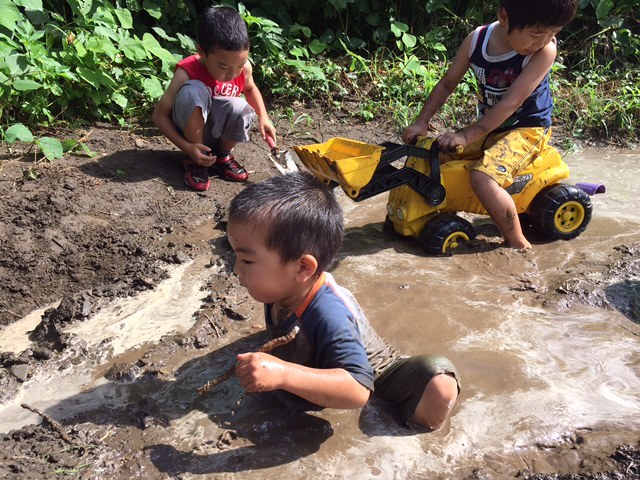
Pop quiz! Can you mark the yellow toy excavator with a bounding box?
[293,136,593,255]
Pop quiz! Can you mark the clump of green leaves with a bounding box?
[0,0,638,146]
[1,123,94,180]
[0,0,190,127]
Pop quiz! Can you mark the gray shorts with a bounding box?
[374,354,461,424]
[172,79,256,147]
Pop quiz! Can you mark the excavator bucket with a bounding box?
[293,138,384,199]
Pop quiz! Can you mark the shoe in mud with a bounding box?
[184,162,211,191]
[211,155,249,182]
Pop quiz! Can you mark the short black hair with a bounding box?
[197,6,250,54]
[228,171,344,273]
[500,0,577,31]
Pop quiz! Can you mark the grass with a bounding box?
[273,50,640,147]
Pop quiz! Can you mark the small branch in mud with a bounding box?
[196,326,299,395]
[0,308,21,318]
[204,312,223,338]
[21,403,74,445]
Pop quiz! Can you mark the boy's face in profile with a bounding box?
[227,219,302,305]
[198,47,248,82]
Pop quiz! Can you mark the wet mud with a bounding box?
[0,112,639,479]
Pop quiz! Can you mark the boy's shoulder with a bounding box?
[301,273,366,326]
[176,55,205,74]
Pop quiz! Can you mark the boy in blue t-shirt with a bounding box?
[403,0,577,250]
[226,171,460,430]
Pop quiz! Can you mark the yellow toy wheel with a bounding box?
[553,200,587,233]
[418,213,475,256]
[529,184,593,240]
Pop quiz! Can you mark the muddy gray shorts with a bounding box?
[172,79,256,147]
[374,354,461,424]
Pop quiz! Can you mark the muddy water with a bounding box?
[0,251,215,431]
[1,148,639,478]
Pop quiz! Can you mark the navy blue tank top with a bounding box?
[469,22,553,132]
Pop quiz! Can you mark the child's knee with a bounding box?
[412,373,459,430]
[173,80,211,129]
[211,97,256,142]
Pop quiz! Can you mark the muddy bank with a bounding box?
[1,110,639,479]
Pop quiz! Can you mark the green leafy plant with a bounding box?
[2,122,94,162]
[0,0,637,147]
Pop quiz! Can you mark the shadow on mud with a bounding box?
[43,323,440,473]
[77,149,266,192]
[78,149,187,187]
[145,409,333,474]
[337,220,504,263]
[43,332,337,474]
[605,280,639,324]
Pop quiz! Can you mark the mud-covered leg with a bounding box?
[470,170,531,250]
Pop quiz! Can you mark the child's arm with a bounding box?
[402,33,473,145]
[439,39,557,150]
[152,69,214,166]
[242,62,277,142]
[235,351,371,409]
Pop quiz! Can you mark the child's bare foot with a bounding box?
[505,240,532,251]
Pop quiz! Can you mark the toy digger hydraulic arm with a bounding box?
[362,141,445,205]
[293,138,446,206]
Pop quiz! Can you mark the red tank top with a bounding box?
[176,55,245,98]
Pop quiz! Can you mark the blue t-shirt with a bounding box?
[469,21,553,132]
[264,272,402,392]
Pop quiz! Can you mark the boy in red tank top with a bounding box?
[153,6,275,191]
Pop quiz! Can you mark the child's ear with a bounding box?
[497,7,509,28]
[196,44,206,57]
[296,254,318,282]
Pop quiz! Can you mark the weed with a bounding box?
[1,123,94,174]
[0,0,637,146]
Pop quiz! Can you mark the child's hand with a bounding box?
[235,352,286,393]
[258,117,277,143]
[437,132,467,152]
[402,120,431,145]
[185,143,215,166]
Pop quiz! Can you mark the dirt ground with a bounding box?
[0,106,638,479]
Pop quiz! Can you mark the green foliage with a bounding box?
[0,0,189,127]
[1,122,94,163]
[0,0,637,147]
[552,68,639,142]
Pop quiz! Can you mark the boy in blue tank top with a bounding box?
[403,0,577,250]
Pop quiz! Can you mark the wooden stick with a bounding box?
[197,326,299,395]
[21,403,73,445]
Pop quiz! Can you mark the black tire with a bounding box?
[417,213,476,256]
[529,184,593,240]
[382,215,396,235]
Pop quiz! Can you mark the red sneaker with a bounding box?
[184,162,211,191]
[211,155,249,182]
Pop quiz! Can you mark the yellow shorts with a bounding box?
[439,127,552,188]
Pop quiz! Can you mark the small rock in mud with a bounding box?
[8,364,30,382]
[104,362,138,382]
[223,306,248,321]
[0,352,27,367]
[193,334,210,349]
[29,294,94,350]
[161,252,191,264]
[30,347,54,361]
